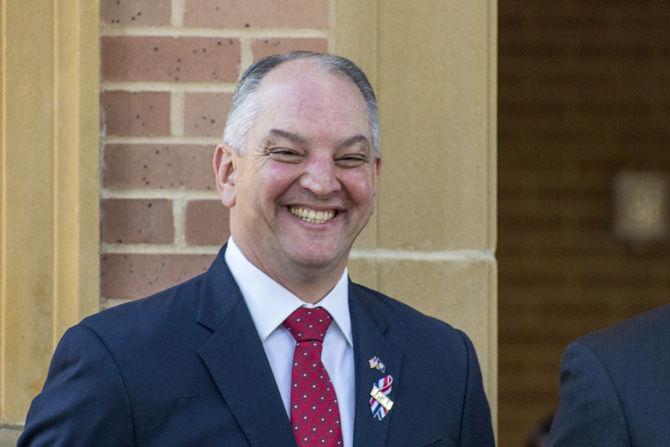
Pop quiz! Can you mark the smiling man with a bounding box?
[19,52,494,447]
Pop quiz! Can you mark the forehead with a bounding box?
[253,60,369,135]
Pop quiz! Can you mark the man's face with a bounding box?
[215,60,380,283]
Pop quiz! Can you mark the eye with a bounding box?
[267,147,303,163]
[335,154,368,167]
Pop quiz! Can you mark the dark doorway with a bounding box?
[499,1,670,445]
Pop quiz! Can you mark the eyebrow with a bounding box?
[336,134,370,151]
[268,129,309,146]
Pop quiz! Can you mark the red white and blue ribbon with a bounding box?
[369,375,393,420]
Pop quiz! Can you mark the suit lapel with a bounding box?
[350,283,403,447]
[196,247,296,447]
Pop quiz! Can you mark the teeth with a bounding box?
[289,207,336,224]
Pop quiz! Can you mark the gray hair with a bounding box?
[223,51,380,158]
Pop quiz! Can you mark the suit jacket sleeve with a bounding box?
[547,341,631,447]
[457,330,495,447]
[18,324,135,447]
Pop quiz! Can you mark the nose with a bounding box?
[299,155,341,197]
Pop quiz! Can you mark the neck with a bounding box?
[276,267,344,304]
[254,256,345,303]
[231,238,347,303]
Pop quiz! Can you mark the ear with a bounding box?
[213,144,237,208]
[372,156,382,192]
[374,156,382,176]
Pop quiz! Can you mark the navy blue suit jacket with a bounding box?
[547,304,670,446]
[19,246,494,446]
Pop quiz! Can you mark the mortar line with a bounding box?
[172,196,188,245]
[102,297,134,309]
[101,27,329,38]
[101,189,219,200]
[327,0,335,53]
[102,243,220,255]
[105,136,219,145]
[171,0,185,27]
[100,243,495,262]
[102,82,236,92]
[239,37,253,76]
[350,249,496,262]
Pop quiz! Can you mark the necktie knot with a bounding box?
[283,307,332,343]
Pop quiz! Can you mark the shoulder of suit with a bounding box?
[576,304,670,357]
[350,281,472,348]
[79,270,212,346]
[350,282,479,376]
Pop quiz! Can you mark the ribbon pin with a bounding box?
[370,386,394,411]
[369,375,394,420]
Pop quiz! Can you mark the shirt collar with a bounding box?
[224,238,353,346]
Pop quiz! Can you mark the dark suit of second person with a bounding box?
[548,304,670,446]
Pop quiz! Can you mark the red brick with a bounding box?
[101,254,214,299]
[103,144,216,190]
[101,0,171,26]
[183,92,232,138]
[184,0,328,29]
[185,200,230,245]
[251,38,328,62]
[101,36,241,82]
[101,91,170,137]
[102,199,174,244]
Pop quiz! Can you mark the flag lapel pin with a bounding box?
[368,355,386,373]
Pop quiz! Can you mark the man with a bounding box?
[547,304,670,446]
[19,52,493,446]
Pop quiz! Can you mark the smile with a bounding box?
[289,206,336,224]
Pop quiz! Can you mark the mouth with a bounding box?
[288,206,337,225]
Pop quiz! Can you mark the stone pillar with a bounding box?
[335,0,498,427]
[0,0,100,428]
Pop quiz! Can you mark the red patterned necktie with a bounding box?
[283,307,343,447]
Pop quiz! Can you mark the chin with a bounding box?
[291,253,340,270]
[285,246,348,272]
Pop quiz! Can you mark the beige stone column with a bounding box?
[334,0,498,427]
[0,0,100,426]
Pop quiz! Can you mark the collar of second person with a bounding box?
[224,238,353,346]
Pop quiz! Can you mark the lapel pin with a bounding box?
[368,355,386,372]
[369,375,394,420]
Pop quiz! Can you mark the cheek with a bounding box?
[252,163,303,205]
[264,164,299,189]
[341,170,378,203]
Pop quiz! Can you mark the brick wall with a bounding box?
[499,1,670,445]
[100,0,329,306]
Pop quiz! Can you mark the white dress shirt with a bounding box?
[225,238,355,447]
